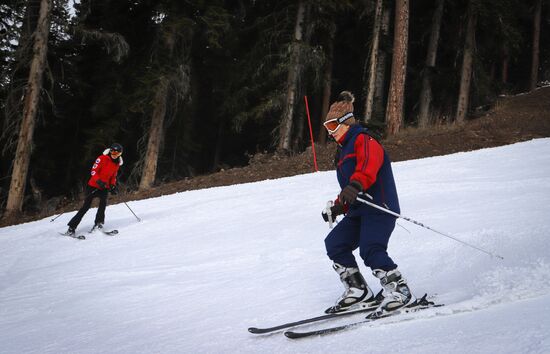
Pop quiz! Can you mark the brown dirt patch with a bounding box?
[2,86,550,227]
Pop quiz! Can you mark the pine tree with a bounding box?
[456,0,477,124]
[4,0,52,218]
[386,0,409,135]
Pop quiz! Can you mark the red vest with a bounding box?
[88,153,121,189]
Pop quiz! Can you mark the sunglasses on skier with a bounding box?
[110,150,122,156]
[323,112,354,134]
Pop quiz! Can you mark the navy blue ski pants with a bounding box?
[324,213,397,271]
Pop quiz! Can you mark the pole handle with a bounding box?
[325,200,334,229]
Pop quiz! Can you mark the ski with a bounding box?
[58,232,86,240]
[284,294,442,339]
[89,225,118,236]
[100,229,118,236]
[248,292,383,334]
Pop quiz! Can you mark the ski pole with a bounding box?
[50,212,64,222]
[124,201,141,222]
[355,195,504,260]
[49,189,98,222]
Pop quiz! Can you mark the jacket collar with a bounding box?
[337,124,362,146]
[103,149,124,166]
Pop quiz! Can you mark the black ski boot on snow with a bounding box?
[325,263,379,314]
[90,223,103,232]
[59,227,85,239]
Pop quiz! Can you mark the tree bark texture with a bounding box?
[386,0,409,135]
[277,1,305,152]
[139,77,170,190]
[292,4,314,151]
[372,6,391,124]
[501,46,509,84]
[5,0,52,217]
[530,0,542,91]
[455,0,477,124]
[364,0,384,122]
[417,0,445,128]
[318,23,335,145]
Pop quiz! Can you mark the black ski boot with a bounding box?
[371,268,415,316]
[325,263,378,314]
[91,223,103,232]
[59,226,85,239]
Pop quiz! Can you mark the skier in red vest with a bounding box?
[65,143,123,236]
[321,92,414,316]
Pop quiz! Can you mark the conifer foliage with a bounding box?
[0,0,548,217]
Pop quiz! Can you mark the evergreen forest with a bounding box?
[1,0,548,220]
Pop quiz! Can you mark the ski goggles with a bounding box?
[323,112,354,134]
[110,150,122,157]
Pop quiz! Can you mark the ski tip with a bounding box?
[284,331,309,339]
[247,327,273,334]
[284,331,298,339]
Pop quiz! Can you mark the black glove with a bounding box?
[96,180,107,190]
[322,203,345,222]
[339,181,362,205]
[109,185,119,195]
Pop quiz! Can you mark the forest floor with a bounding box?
[2,85,550,228]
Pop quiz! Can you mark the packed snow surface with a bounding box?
[1,139,550,354]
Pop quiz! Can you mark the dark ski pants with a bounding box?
[324,213,397,271]
[68,186,108,229]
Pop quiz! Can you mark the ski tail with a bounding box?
[89,226,118,236]
[58,232,86,240]
[248,300,380,334]
[284,294,443,339]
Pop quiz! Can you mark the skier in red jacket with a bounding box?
[65,143,123,236]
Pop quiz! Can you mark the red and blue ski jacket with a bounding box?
[335,124,400,216]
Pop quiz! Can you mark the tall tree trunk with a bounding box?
[364,0,385,122]
[138,16,189,189]
[211,121,225,171]
[501,46,509,84]
[139,77,169,190]
[530,0,542,91]
[386,0,409,135]
[292,4,314,151]
[372,5,391,123]
[277,1,305,152]
[317,23,335,144]
[455,0,477,124]
[417,0,445,128]
[4,0,51,218]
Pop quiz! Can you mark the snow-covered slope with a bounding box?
[1,139,550,354]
